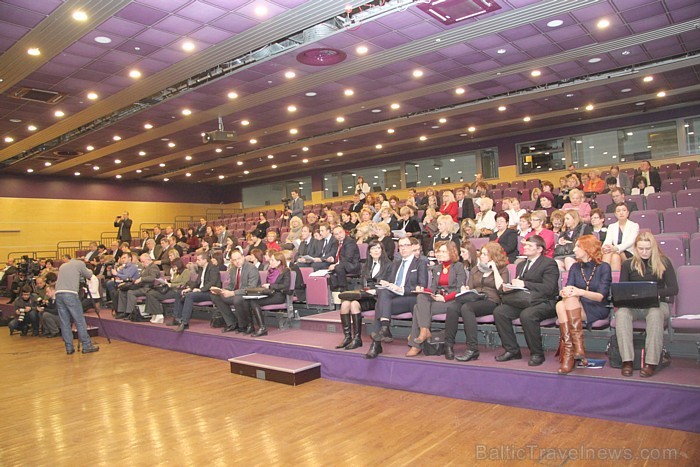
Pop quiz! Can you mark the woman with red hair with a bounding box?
[556,235,612,374]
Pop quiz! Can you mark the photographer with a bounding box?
[9,285,39,336]
[287,189,304,220]
[38,285,61,338]
[55,255,99,354]
[114,211,133,244]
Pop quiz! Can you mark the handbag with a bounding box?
[338,290,373,301]
[607,333,671,370]
[554,243,574,257]
[421,331,446,356]
[153,283,170,294]
[245,287,273,296]
[500,289,532,309]
[210,311,225,328]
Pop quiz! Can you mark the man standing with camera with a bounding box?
[288,189,304,220]
[55,255,99,354]
[114,211,132,244]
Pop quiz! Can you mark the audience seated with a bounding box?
[474,197,496,237]
[429,215,461,256]
[554,210,592,271]
[489,212,518,264]
[631,175,655,196]
[602,203,640,271]
[210,250,261,333]
[583,169,606,194]
[609,165,632,194]
[144,258,190,323]
[9,285,39,336]
[171,252,222,332]
[606,187,638,213]
[561,189,591,223]
[439,190,459,223]
[240,251,291,337]
[455,188,476,222]
[114,253,161,321]
[589,208,608,242]
[634,160,662,193]
[327,225,361,292]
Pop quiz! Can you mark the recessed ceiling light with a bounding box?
[419,136,427,141]
[531,70,541,77]
[302,147,309,152]
[185,173,191,177]
[375,144,383,149]
[27,125,37,131]
[249,139,258,144]
[305,91,317,97]
[289,129,298,135]
[498,105,507,111]
[455,87,465,95]
[337,152,343,156]
[271,164,277,169]
[218,175,225,180]
[9,118,21,123]
[168,142,176,148]
[588,57,601,63]
[547,19,563,28]
[161,138,169,141]
[44,161,52,167]
[4,136,14,143]
[267,154,274,159]
[237,161,244,165]
[115,174,122,179]
[438,117,447,124]
[72,11,88,21]
[181,109,191,116]
[390,103,400,110]
[597,19,610,29]
[139,151,146,156]
[94,36,112,44]
[27,48,40,56]
[159,163,166,167]
[287,105,297,112]
[113,135,121,141]
[241,120,250,126]
[284,71,296,79]
[93,166,100,171]
[371,109,382,113]
[344,89,354,96]
[244,170,250,174]
[523,116,531,122]
[163,178,169,182]
[185,155,192,161]
[54,110,65,117]
[621,88,631,93]
[643,76,654,82]
[585,104,594,111]
[227,91,238,99]
[468,126,476,132]
[215,148,223,153]
[302,159,309,163]
[182,41,195,52]
[356,45,368,55]
[336,116,345,123]
[566,93,575,98]
[114,159,121,164]
[136,169,142,173]
[129,69,141,79]
[254,5,268,16]
[87,92,98,100]
[635,102,645,106]
[621,50,630,55]
[74,171,81,176]
[496,48,507,54]
[657,91,666,97]
[387,128,395,134]
[431,126,439,129]
[412,69,424,78]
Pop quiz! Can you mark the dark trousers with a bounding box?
[211,294,237,327]
[144,288,178,316]
[311,261,332,271]
[493,301,556,356]
[173,291,212,324]
[329,261,361,290]
[372,288,417,333]
[445,299,498,350]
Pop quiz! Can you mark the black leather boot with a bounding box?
[251,304,268,337]
[243,307,255,334]
[444,343,455,360]
[344,313,363,350]
[364,340,382,359]
[336,313,352,349]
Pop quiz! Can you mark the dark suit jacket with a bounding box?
[267,268,291,293]
[350,200,365,213]
[153,234,164,245]
[515,255,559,306]
[387,256,429,295]
[317,235,339,261]
[297,238,320,259]
[226,261,261,295]
[196,224,207,238]
[361,258,392,287]
[634,168,662,192]
[191,263,222,292]
[290,197,304,218]
[457,198,476,220]
[430,261,467,294]
[336,236,360,270]
[605,201,638,213]
[114,218,132,243]
[139,263,161,286]
[489,228,519,264]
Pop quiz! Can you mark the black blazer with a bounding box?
[605,201,638,213]
[514,255,559,306]
[490,228,519,264]
[634,168,662,192]
[317,236,339,260]
[362,258,392,287]
[458,198,476,221]
[337,236,360,269]
[297,238,320,259]
[114,218,132,243]
[387,256,429,295]
[349,200,365,213]
[397,218,421,236]
[267,268,291,294]
[378,236,396,261]
[190,263,222,292]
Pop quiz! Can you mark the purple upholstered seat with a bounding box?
[670,266,700,333]
[645,192,674,211]
[629,210,661,234]
[663,207,698,234]
[675,189,700,210]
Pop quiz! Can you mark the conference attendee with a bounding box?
[616,232,677,377]
[328,225,361,292]
[474,197,496,237]
[288,189,304,219]
[105,253,139,310]
[82,242,99,263]
[605,187,638,214]
[349,193,365,213]
[252,212,270,239]
[525,211,554,259]
[54,256,100,354]
[209,250,261,333]
[602,203,640,271]
[372,222,395,261]
[549,209,565,236]
[202,225,216,247]
[152,226,164,245]
[460,218,477,240]
[537,192,555,217]
[559,174,580,205]
[419,187,439,210]
[377,205,399,231]
[517,213,532,240]
[493,235,559,366]
[185,227,199,252]
[489,212,518,264]
[555,235,611,374]
[306,211,319,230]
[39,285,61,338]
[285,215,304,248]
[459,238,478,270]
[310,223,338,271]
[246,249,266,271]
[455,188,476,221]
[115,253,160,321]
[602,176,618,194]
[445,242,509,361]
[429,215,460,256]
[9,285,39,336]
[405,241,466,357]
[589,208,608,242]
[355,176,371,200]
[114,211,132,244]
[172,252,222,332]
[561,189,591,223]
[554,210,592,272]
[439,190,459,223]
[195,218,208,238]
[240,251,290,337]
[635,160,662,193]
[396,206,421,238]
[336,240,392,350]
[365,238,429,359]
[265,231,281,252]
[609,165,632,194]
[583,169,606,194]
[631,175,655,196]
[143,258,190,323]
[340,211,355,232]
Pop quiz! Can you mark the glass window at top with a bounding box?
[242,176,311,208]
[517,139,565,174]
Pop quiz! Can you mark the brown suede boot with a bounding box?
[566,307,587,365]
[557,322,575,374]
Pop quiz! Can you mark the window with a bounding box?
[517,139,565,174]
[324,164,401,199]
[683,117,700,155]
[242,176,311,208]
[405,153,479,187]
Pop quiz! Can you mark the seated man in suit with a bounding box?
[493,235,560,366]
[115,253,161,321]
[634,160,662,192]
[349,194,365,213]
[106,253,139,310]
[292,224,320,300]
[310,223,338,271]
[328,225,361,292]
[609,165,631,194]
[365,238,429,359]
[211,250,261,333]
[455,188,476,221]
[172,252,222,332]
[605,187,638,213]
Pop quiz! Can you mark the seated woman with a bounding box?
[631,175,655,196]
[460,238,478,270]
[474,197,496,237]
[175,228,187,243]
[517,212,532,239]
[460,218,477,240]
[326,210,340,230]
[372,222,395,261]
[340,210,356,232]
[505,198,526,228]
[421,207,439,254]
[559,174,580,206]
[549,209,565,236]
[349,211,360,228]
[285,215,303,248]
[489,211,518,264]
[246,248,266,271]
[203,225,217,248]
[429,215,461,256]
[396,206,421,238]
[265,231,281,252]
[244,232,267,257]
[589,208,608,243]
[616,232,677,377]
[252,212,270,239]
[335,240,392,350]
[240,251,291,337]
[359,207,373,224]
[555,235,612,374]
[445,241,509,361]
[186,227,199,252]
[561,189,591,223]
[405,241,467,357]
[145,258,190,322]
[210,251,227,272]
[525,211,555,258]
[537,192,556,218]
[554,210,592,271]
[222,237,236,266]
[195,238,211,255]
[602,203,639,271]
[439,190,459,223]
[377,206,399,231]
[583,169,606,194]
[355,221,375,245]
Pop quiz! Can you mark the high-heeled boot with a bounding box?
[344,313,363,349]
[566,307,587,364]
[244,307,255,334]
[557,321,575,374]
[336,313,352,348]
[250,304,268,337]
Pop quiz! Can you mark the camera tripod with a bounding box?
[77,278,111,351]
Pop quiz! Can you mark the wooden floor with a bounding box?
[2,333,698,466]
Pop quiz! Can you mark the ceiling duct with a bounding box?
[11,87,67,104]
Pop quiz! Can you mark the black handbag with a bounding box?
[500,289,532,308]
[553,243,574,257]
[153,283,170,294]
[210,311,225,328]
[607,333,671,370]
[338,290,373,301]
[421,331,446,356]
[245,287,273,295]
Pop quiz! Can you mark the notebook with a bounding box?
[611,281,659,309]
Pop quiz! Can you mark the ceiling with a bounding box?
[0,0,699,187]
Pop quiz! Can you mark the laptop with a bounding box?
[611,282,659,309]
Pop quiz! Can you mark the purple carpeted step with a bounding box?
[299,311,344,333]
[228,353,320,386]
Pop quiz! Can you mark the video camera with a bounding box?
[17,255,39,277]
[281,197,291,210]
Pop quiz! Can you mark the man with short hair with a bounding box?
[154,237,172,270]
[328,226,361,291]
[605,187,638,213]
[115,253,160,321]
[306,212,319,230]
[349,194,364,213]
[311,223,338,271]
[152,226,164,245]
[211,250,261,333]
[365,238,429,359]
[172,252,222,332]
[196,218,207,239]
[609,165,631,194]
[54,256,99,354]
[455,188,476,221]
[289,189,305,219]
[114,211,132,244]
[84,242,99,262]
[635,160,662,192]
[105,252,139,309]
[493,235,559,366]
